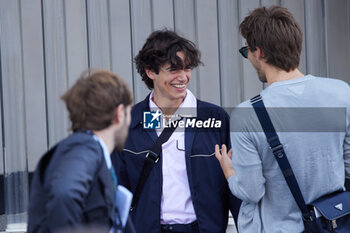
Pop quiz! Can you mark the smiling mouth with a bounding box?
[171,84,186,88]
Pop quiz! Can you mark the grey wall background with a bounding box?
[1,0,350,174]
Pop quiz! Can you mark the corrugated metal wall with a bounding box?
[1,0,350,174]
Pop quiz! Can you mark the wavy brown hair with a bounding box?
[135,29,202,89]
[239,6,302,71]
[61,69,132,132]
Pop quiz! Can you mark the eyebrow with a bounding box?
[165,63,192,71]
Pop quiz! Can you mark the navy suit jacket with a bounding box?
[28,131,116,233]
[112,95,241,233]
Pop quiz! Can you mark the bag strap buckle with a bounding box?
[146,151,159,163]
[270,144,284,158]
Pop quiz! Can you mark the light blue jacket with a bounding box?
[229,75,350,233]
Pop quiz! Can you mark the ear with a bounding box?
[145,69,156,80]
[256,47,265,60]
[114,104,125,125]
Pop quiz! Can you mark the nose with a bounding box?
[177,69,191,81]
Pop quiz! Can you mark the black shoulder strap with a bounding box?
[130,119,181,211]
[250,95,311,219]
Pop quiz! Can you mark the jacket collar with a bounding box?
[130,93,209,128]
[130,94,151,129]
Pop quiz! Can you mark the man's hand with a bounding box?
[215,144,236,180]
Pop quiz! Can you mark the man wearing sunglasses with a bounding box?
[112,29,241,233]
[215,6,350,233]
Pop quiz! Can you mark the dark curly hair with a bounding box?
[135,29,202,89]
[239,6,302,71]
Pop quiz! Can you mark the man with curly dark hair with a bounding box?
[112,29,241,233]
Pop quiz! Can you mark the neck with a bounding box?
[152,92,186,117]
[265,66,304,85]
[93,127,115,154]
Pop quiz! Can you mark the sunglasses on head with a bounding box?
[239,46,250,59]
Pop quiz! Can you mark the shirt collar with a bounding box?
[149,89,197,119]
[92,135,112,169]
[263,75,314,91]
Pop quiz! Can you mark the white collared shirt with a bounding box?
[93,135,112,169]
[149,89,197,224]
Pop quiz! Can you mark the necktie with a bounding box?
[109,166,118,191]
[109,166,123,233]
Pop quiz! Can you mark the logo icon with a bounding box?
[335,203,343,211]
[143,110,162,129]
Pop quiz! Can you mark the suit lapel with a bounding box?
[98,163,116,224]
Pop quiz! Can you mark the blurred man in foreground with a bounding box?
[28,70,133,233]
